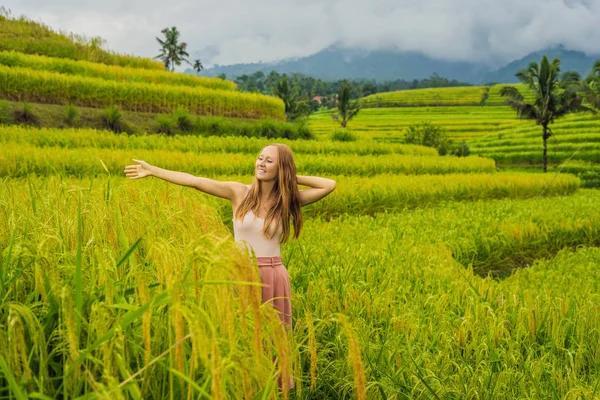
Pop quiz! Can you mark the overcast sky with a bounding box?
[5,0,600,68]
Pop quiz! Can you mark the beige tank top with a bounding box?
[233,186,283,257]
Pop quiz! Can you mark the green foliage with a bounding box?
[0,50,235,91]
[154,26,190,72]
[15,101,38,125]
[295,118,313,140]
[451,141,471,157]
[580,171,600,188]
[0,99,12,124]
[192,59,203,73]
[101,105,123,133]
[172,107,194,131]
[156,115,175,135]
[479,87,490,106]
[233,70,471,100]
[500,55,594,172]
[331,129,357,142]
[271,76,316,122]
[294,101,313,119]
[404,121,455,155]
[582,60,600,110]
[0,9,164,70]
[64,103,79,126]
[272,76,297,121]
[331,81,361,128]
[0,64,284,120]
[193,116,313,140]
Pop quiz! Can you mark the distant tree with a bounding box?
[217,73,227,80]
[581,60,600,109]
[294,101,312,119]
[193,59,204,73]
[404,121,454,155]
[264,70,281,93]
[500,55,594,172]
[154,27,191,72]
[273,76,298,121]
[331,81,361,128]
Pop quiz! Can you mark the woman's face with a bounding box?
[255,146,279,181]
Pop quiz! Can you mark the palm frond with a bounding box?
[504,98,538,121]
[499,86,524,101]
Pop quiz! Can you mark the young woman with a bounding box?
[123,143,336,389]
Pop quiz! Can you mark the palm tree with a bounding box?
[500,55,593,172]
[581,60,600,110]
[193,59,203,74]
[273,76,297,121]
[154,27,191,72]
[331,81,360,128]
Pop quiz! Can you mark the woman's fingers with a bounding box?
[125,159,147,180]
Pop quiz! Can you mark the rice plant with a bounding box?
[0,99,12,124]
[171,107,194,132]
[0,65,284,120]
[331,129,357,142]
[155,115,175,136]
[2,176,599,398]
[15,101,38,125]
[101,105,123,133]
[64,103,79,126]
[0,50,236,91]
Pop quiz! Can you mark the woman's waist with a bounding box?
[256,255,284,268]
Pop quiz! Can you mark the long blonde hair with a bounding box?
[234,143,302,243]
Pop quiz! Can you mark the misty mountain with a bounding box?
[480,46,598,84]
[190,45,599,85]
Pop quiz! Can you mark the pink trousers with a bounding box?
[256,256,294,390]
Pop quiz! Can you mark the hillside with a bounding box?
[195,44,600,84]
[0,11,163,70]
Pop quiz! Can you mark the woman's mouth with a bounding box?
[257,168,266,174]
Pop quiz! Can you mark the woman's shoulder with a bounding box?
[231,183,251,211]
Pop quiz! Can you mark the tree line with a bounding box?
[153,27,600,173]
[229,71,470,102]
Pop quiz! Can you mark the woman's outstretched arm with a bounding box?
[124,159,246,201]
[297,175,336,207]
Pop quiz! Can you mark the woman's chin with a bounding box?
[256,174,273,181]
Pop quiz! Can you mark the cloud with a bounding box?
[4,0,600,68]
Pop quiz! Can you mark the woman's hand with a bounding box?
[124,159,153,180]
[296,175,336,206]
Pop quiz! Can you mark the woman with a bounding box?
[123,143,336,390]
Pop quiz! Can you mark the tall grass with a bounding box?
[0,50,236,91]
[0,125,437,156]
[0,177,302,398]
[0,143,497,178]
[3,178,599,397]
[0,13,164,70]
[0,65,285,120]
[288,194,600,396]
[360,86,486,108]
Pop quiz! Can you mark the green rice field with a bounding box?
[1,18,600,399]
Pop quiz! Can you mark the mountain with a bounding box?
[192,45,488,83]
[480,46,599,84]
[190,45,600,84]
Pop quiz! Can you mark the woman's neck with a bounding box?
[259,180,276,204]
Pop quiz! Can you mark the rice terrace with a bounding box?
[1,6,600,400]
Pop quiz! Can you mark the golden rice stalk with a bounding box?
[336,314,367,400]
[172,295,185,373]
[210,341,224,400]
[304,308,318,390]
[136,274,152,367]
[8,312,31,380]
[61,286,79,360]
